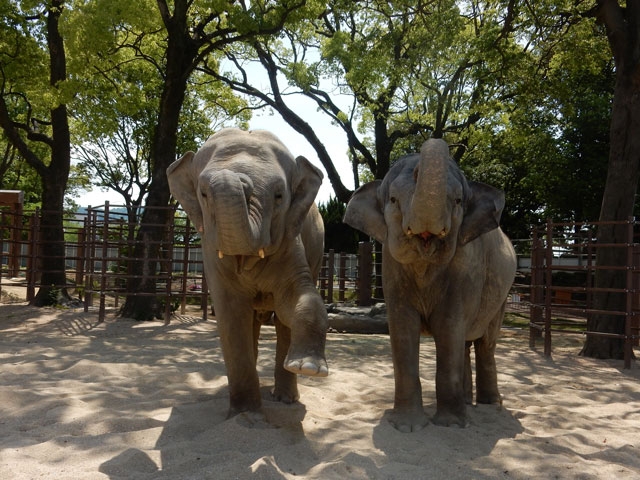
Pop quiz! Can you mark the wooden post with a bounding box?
[26,211,39,302]
[338,252,346,302]
[76,224,86,293]
[98,203,110,322]
[0,191,24,278]
[327,249,334,303]
[319,254,327,302]
[624,217,634,369]
[357,242,372,307]
[373,241,383,300]
[544,219,553,357]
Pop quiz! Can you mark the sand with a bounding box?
[1,303,639,480]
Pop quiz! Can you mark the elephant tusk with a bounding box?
[258,248,265,259]
[406,227,414,236]
[218,250,224,259]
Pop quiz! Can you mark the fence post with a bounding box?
[624,217,634,369]
[164,211,176,323]
[338,252,346,302]
[357,241,373,307]
[179,217,190,315]
[98,203,110,323]
[327,249,334,303]
[529,228,542,348]
[76,223,86,295]
[373,241,383,300]
[543,219,553,357]
[26,210,39,302]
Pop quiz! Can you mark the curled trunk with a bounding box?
[209,169,265,255]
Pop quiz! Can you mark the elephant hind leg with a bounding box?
[272,315,300,403]
[474,306,505,405]
[464,341,473,405]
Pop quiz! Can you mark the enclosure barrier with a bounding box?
[3,203,593,346]
[0,204,385,320]
[529,218,640,369]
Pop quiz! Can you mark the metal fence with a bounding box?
[7,204,610,344]
[528,218,640,368]
[0,204,386,319]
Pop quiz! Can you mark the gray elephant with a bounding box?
[344,138,516,431]
[167,128,328,418]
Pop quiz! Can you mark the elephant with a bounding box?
[167,128,328,418]
[344,138,516,431]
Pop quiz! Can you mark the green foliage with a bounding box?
[0,0,625,246]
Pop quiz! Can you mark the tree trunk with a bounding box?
[31,162,72,306]
[581,2,640,358]
[120,5,195,320]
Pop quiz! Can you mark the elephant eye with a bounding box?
[390,196,397,204]
[275,192,284,205]
[455,198,462,205]
[200,191,207,198]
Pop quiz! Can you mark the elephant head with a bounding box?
[344,138,505,265]
[167,129,323,267]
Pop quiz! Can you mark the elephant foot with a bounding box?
[432,409,469,428]
[389,408,429,433]
[271,385,300,404]
[232,411,274,429]
[464,391,473,405]
[476,391,503,406]
[284,353,328,377]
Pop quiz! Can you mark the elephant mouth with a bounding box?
[407,230,439,256]
[217,249,266,274]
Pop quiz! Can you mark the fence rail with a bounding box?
[12,203,634,360]
[528,218,640,368]
[1,204,388,321]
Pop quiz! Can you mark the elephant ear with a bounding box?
[166,151,204,232]
[343,181,387,244]
[459,181,505,246]
[286,155,323,240]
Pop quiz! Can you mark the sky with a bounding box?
[72,94,355,208]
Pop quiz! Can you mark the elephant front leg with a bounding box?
[432,330,468,427]
[271,315,300,403]
[216,301,262,417]
[277,290,328,377]
[388,305,428,432]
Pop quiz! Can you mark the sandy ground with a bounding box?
[0,302,639,480]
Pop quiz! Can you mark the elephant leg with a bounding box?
[464,341,473,405]
[474,306,504,405]
[271,314,299,403]
[387,303,428,433]
[277,287,328,378]
[432,325,468,427]
[252,312,262,368]
[216,299,262,417]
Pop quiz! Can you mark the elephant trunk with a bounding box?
[406,139,452,238]
[208,169,265,256]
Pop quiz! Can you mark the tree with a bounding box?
[580,0,640,359]
[318,196,362,253]
[0,0,75,306]
[211,0,546,206]
[100,0,311,320]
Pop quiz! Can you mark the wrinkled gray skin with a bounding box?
[344,139,516,431]
[167,128,328,418]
